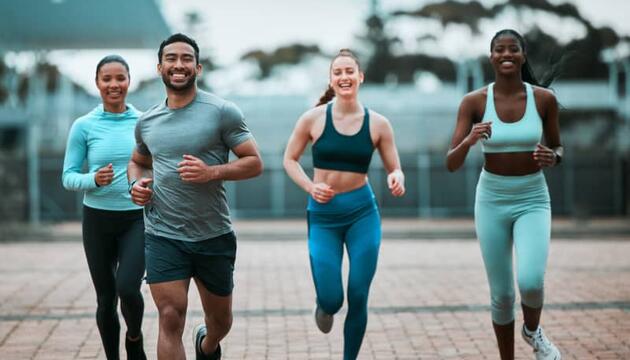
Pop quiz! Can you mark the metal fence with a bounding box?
[31,150,627,221]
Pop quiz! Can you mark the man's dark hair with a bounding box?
[158,33,200,64]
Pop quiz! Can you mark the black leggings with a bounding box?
[82,205,145,360]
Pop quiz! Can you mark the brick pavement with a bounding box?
[0,223,629,359]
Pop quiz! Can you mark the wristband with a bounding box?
[128,179,137,194]
[553,151,562,165]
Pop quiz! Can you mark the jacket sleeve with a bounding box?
[61,119,98,191]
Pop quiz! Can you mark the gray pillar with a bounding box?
[26,72,47,224]
[622,59,630,121]
[269,154,285,217]
[27,123,40,224]
[608,61,619,106]
[470,59,484,90]
[417,152,431,217]
[456,61,468,96]
[56,75,74,150]
[563,148,575,218]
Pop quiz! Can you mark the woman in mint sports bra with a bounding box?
[62,55,146,360]
[283,49,405,360]
[447,30,563,360]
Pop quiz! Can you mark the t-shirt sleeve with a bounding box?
[220,101,252,149]
[134,118,151,156]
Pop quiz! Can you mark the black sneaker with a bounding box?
[125,333,147,360]
[193,324,222,360]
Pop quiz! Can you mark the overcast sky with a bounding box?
[21,0,630,95]
[160,0,630,64]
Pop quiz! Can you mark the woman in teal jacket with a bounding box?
[62,55,146,360]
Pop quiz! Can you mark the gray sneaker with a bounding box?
[193,324,221,360]
[313,304,333,334]
[521,325,561,360]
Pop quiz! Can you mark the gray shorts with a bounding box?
[144,231,236,296]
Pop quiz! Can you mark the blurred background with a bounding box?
[1,0,629,223]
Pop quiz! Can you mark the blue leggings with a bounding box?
[474,169,551,325]
[307,184,381,360]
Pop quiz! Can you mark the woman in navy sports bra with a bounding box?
[283,49,405,360]
[446,30,563,360]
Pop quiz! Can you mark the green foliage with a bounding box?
[383,0,625,82]
[394,54,457,82]
[241,44,321,78]
[36,62,59,93]
[200,57,216,72]
[393,1,493,33]
[357,14,399,83]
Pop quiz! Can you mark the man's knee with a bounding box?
[158,304,187,333]
[206,311,233,334]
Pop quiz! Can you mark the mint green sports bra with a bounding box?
[481,82,542,153]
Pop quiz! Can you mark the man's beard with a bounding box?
[162,72,197,91]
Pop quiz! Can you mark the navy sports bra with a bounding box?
[312,103,374,174]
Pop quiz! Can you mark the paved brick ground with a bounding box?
[0,220,629,359]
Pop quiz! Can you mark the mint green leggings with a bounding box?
[474,169,551,325]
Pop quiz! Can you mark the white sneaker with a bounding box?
[313,304,333,333]
[521,325,561,360]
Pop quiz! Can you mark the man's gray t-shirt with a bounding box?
[135,90,252,241]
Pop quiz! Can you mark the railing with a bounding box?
[32,150,627,221]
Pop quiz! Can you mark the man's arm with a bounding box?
[127,149,154,205]
[177,138,263,182]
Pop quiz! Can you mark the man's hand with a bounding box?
[177,154,219,183]
[131,178,153,206]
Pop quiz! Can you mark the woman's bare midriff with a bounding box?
[483,152,542,176]
[313,168,368,193]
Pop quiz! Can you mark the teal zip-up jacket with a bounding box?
[62,104,142,211]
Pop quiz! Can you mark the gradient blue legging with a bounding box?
[307,184,381,360]
[474,169,551,325]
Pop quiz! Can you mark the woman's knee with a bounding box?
[518,275,544,308]
[116,280,142,304]
[346,285,369,309]
[95,291,117,310]
[318,292,344,315]
[490,292,515,324]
